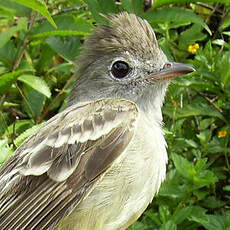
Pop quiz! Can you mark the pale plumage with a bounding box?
[0,99,138,229]
[0,12,194,230]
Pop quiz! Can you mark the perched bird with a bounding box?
[0,12,194,230]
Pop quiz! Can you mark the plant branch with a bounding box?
[13,12,38,71]
[39,73,76,121]
[195,2,223,14]
[197,91,223,113]
[186,89,200,131]
[12,12,38,122]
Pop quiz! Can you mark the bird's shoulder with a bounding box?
[1,98,139,184]
[0,98,139,230]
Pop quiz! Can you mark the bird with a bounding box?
[0,12,194,230]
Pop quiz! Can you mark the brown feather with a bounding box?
[0,98,138,230]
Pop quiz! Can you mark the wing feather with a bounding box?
[0,98,138,230]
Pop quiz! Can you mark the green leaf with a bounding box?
[84,0,104,23]
[3,120,33,138]
[203,41,213,63]
[172,206,193,224]
[128,221,148,230]
[158,37,174,61]
[160,220,177,230]
[84,0,118,23]
[14,122,44,147]
[185,139,198,148]
[223,31,230,36]
[10,0,56,28]
[174,78,220,94]
[193,190,209,200]
[31,30,89,39]
[144,210,161,225]
[46,36,81,62]
[163,102,225,122]
[35,43,54,73]
[196,130,210,145]
[171,153,194,180]
[215,51,230,88]
[195,165,218,187]
[202,196,225,209]
[207,138,230,154]
[0,40,16,68]
[0,69,32,94]
[195,170,218,187]
[159,183,185,199]
[199,215,225,230]
[0,140,13,164]
[30,15,92,39]
[0,17,27,49]
[120,0,144,15]
[188,206,208,224]
[98,0,118,14]
[159,205,171,223]
[221,13,230,31]
[195,158,208,172]
[47,63,73,74]
[223,185,230,191]
[144,7,211,35]
[179,24,206,49]
[200,118,215,130]
[22,86,46,118]
[212,39,230,49]
[0,0,32,16]
[153,0,230,9]
[172,154,218,187]
[18,74,51,98]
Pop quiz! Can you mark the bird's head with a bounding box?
[69,12,194,112]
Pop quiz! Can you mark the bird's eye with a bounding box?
[111,61,130,79]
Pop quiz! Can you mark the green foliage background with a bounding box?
[0,0,230,229]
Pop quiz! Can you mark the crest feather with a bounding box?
[77,12,159,74]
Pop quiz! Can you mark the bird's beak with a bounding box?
[147,62,195,82]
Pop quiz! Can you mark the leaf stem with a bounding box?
[12,12,38,71]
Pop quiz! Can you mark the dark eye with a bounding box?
[111,61,130,79]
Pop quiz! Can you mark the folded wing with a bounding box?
[0,98,138,230]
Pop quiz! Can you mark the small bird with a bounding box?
[0,12,194,230]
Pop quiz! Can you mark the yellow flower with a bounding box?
[218,130,227,138]
[188,43,199,54]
